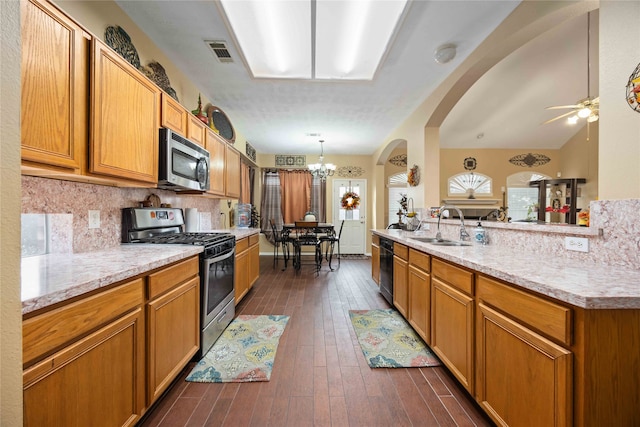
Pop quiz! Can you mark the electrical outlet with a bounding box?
[88,210,100,229]
[565,236,588,252]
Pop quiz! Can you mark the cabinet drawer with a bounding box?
[432,258,473,295]
[249,233,259,246]
[23,278,144,367]
[477,274,572,346]
[372,234,380,246]
[236,237,248,253]
[394,243,408,261]
[148,256,199,300]
[409,248,430,273]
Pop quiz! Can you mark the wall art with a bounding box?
[337,166,364,177]
[408,164,420,186]
[275,155,306,167]
[388,154,407,167]
[142,61,178,101]
[509,153,551,168]
[463,157,477,170]
[626,62,640,113]
[105,26,141,70]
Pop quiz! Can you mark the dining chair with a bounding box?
[292,221,322,273]
[269,219,289,269]
[303,211,317,221]
[320,219,344,270]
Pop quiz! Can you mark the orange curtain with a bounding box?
[240,162,251,204]
[279,170,311,223]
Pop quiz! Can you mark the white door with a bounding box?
[332,179,366,254]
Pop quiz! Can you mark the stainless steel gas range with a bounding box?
[122,207,235,356]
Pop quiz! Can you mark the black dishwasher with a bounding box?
[379,238,394,305]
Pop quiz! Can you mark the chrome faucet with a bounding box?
[436,205,470,242]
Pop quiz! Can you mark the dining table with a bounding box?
[281,222,335,271]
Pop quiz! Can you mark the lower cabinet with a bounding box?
[431,258,475,393]
[393,243,409,317]
[407,249,430,344]
[248,233,260,288]
[371,235,380,285]
[235,233,260,304]
[146,257,200,405]
[22,256,200,425]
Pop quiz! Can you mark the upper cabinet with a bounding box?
[21,0,88,172]
[225,144,241,199]
[90,39,160,184]
[205,127,241,198]
[161,94,188,137]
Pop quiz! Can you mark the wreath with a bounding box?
[341,191,360,210]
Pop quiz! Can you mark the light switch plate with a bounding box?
[565,236,588,252]
[88,210,100,229]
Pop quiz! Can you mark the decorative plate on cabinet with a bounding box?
[206,105,235,143]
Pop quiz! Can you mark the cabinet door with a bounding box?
[161,93,187,136]
[23,308,145,427]
[431,277,474,392]
[206,129,226,196]
[235,244,249,304]
[393,255,408,318]
[249,240,260,288]
[408,264,430,343]
[476,303,572,427]
[187,114,206,147]
[225,145,241,198]
[90,39,160,184]
[147,277,200,404]
[371,244,380,285]
[21,0,87,171]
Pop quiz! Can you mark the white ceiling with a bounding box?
[115,1,597,156]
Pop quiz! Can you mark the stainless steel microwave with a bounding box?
[158,128,210,192]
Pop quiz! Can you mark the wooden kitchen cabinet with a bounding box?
[161,93,188,137]
[21,0,88,172]
[22,279,145,427]
[90,38,160,184]
[225,144,241,199]
[431,258,475,393]
[146,257,200,405]
[371,235,380,284]
[408,249,430,343]
[392,243,409,318]
[248,233,260,288]
[476,274,573,427]
[235,236,250,304]
[206,128,227,196]
[187,114,207,147]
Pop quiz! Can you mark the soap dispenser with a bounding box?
[474,220,486,245]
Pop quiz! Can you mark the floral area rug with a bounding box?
[349,309,440,368]
[186,314,289,383]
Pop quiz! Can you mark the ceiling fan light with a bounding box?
[567,115,579,124]
[587,113,599,123]
[578,107,591,118]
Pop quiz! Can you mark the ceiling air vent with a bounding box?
[206,40,233,63]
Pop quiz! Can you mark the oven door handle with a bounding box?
[204,247,235,265]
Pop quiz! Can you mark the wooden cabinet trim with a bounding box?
[236,236,249,253]
[147,256,199,300]
[161,93,187,136]
[477,274,572,346]
[23,278,144,367]
[394,243,408,261]
[409,248,430,273]
[187,114,206,147]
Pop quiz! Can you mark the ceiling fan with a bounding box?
[543,12,599,125]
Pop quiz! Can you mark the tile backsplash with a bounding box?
[22,176,224,253]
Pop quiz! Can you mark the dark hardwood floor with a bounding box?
[139,255,494,426]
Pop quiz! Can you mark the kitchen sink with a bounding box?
[410,237,472,246]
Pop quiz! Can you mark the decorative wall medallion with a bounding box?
[509,153,551,168]
[463,157,477,170]
[245,142,256,162]
[388,154,407,167]
[626,62,640,113]
[275,155,306,167]
[105,26,141,70]
[142,61,178,101]
[337,166,364,177]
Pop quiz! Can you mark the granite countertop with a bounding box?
[21,228,261,316]
[373,229,640,310]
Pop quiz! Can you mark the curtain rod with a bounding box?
[262,167,310,173]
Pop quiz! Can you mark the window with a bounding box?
[388,172,407,226]
[448,172,492,197]
[506,172,550,221]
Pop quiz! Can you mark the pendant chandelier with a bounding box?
[308,140,336,181]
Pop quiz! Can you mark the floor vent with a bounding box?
[206,40,233,63]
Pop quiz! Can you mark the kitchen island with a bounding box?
[372,228,640,427]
